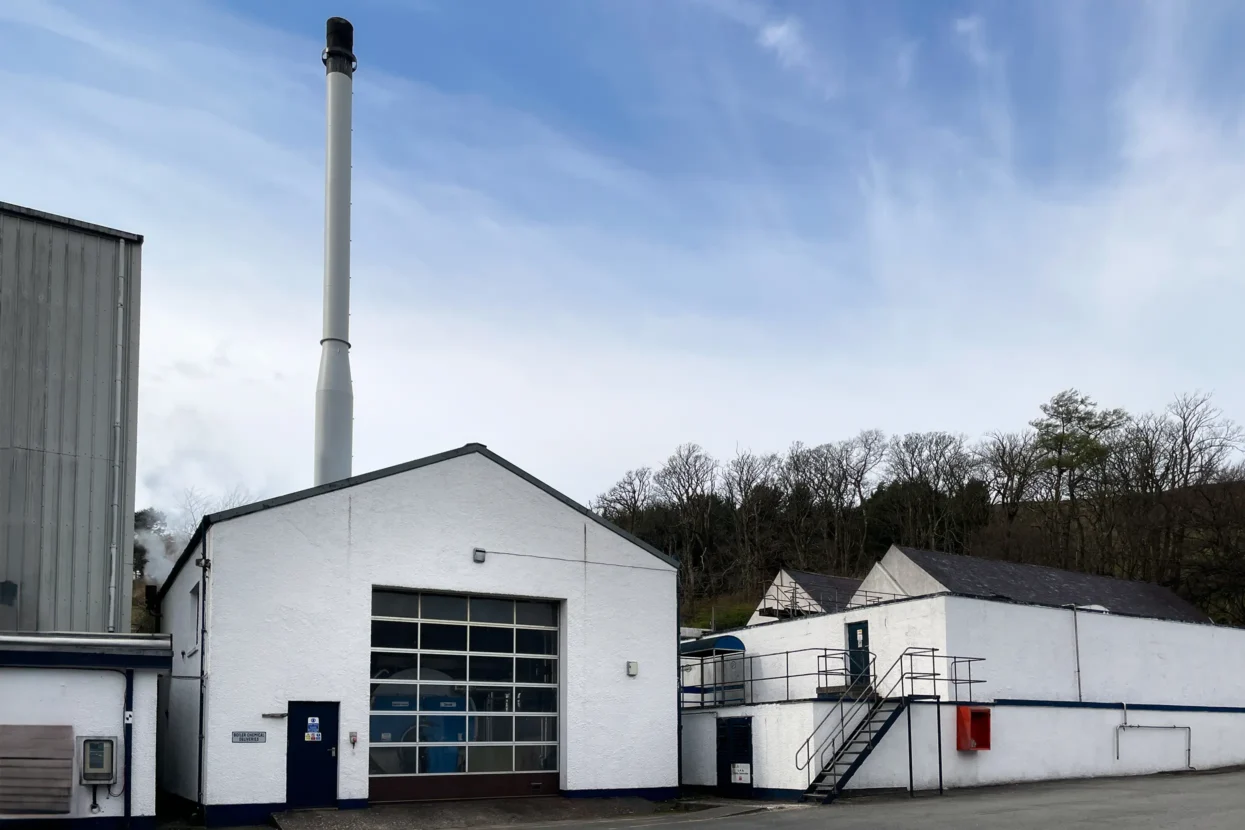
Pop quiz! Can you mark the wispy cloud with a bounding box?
[1,0,1242,513]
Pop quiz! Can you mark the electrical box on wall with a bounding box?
[80,737,117,784]
[956,707,991,751]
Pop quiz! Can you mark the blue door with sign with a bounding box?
[847,621,870,689]
[286,701,339,809]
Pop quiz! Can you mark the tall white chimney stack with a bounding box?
[314,16,356,486]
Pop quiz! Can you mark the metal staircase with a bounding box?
[796,646,955,804]
[801,696,906,802]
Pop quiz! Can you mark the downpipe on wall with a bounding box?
[1065,604,1083,702]
[1115,702,1193,771]
[106,239,128,632]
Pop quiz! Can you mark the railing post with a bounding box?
[906,696,914,797]
[936,694,944,796]
[786,651,790,702]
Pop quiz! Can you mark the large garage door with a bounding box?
[368,590,559,800]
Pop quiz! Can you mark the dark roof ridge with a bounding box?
[157,443,676,600]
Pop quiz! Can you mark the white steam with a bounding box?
[137,528,178,588]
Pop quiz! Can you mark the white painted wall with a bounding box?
[680,712,717,786]
[747,570,821,627]
[943,595,1245,706]
[852,546,947,605]
[187,451,677,808]
[0,667,159,819]
[681,592,1245,799]
[158,538,203,803]
[850,702,1245,791]
[708,596,950,702]
[678,702,825,794]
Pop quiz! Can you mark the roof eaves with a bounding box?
[0,200,144,243]
[157,443,677,603]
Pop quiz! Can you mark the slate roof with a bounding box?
[785,569,864,614]
[896,546,1211,624]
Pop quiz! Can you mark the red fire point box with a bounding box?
[956,706,991,751]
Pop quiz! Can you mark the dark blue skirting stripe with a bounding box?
[994,698,1245,714]
[0,818,157,830]
[564,787,679,800]
[0,650,171,671]
[203,802,285,827]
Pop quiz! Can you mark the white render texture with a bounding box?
[680,591,1245,796]
[0,667,158,819]
[175,450,677,808]
[158,538,203,803]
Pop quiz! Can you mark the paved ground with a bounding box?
[172,768,1245,830]
[493,769,1245,830]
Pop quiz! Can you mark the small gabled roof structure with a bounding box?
[891,546,1210,624]
[784,569,864,614]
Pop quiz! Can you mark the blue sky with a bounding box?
[2,0,1243,515]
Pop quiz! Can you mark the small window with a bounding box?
[516,600,556,627]
[372,590,420,619]
[422,594,468,621]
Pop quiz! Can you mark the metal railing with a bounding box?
[755,582,909,620]
[680,647,860,709]
[795,647,985,789]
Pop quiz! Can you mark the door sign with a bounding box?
[730,763,752,784]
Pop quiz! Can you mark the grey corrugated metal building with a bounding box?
[0,202,142,633]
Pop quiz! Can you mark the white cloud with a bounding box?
[0,0,1242,518]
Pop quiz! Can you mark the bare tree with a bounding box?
[975,431,1040,557]
[170,485,255,550]
[593,467,654,533]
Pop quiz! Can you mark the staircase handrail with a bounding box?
[794,646,936,776]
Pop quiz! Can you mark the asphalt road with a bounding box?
[500,769,1245,830]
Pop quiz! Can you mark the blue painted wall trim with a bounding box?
[200,799,368,827]
[0,650,171,671]
[994,698,1245,714]
[751,787,805,801]
[203,802,285,827]
[0,818,156,830]
[563,787,679,801]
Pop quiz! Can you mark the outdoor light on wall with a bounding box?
[472,548,487,563]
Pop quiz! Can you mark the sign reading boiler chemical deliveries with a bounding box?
[231,732,266,743]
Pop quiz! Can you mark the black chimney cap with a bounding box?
[326,17,354,52]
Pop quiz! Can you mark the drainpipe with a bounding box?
[195,538,211,817]
[124,669,133,826]
[106,239,128,632]
[1066,604,1083,702]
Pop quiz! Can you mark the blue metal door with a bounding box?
[286,701,339,809]
[847,621,870,688]
[715,717,753,798]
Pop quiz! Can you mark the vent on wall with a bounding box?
[0,725,74,814]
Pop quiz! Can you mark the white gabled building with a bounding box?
[681,545,1245,803]
[748,569,865,626]
[157,443,679,827]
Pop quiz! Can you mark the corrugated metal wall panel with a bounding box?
[0,205,141,634]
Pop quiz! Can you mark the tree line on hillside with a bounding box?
[593,391,1245,625]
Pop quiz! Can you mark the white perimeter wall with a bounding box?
[686,699,1245,796]
[944,595,1245,705]
[696,596,949,703]
[682,594,1245,798]
[681,702,824,793]
[0,667,159,819]
[158,539,203,803]
[193,451,677,807]
[850,702,1245,791]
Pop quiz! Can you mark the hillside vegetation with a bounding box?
[594,391,1245,626]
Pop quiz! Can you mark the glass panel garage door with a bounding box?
[369,590,559,780]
